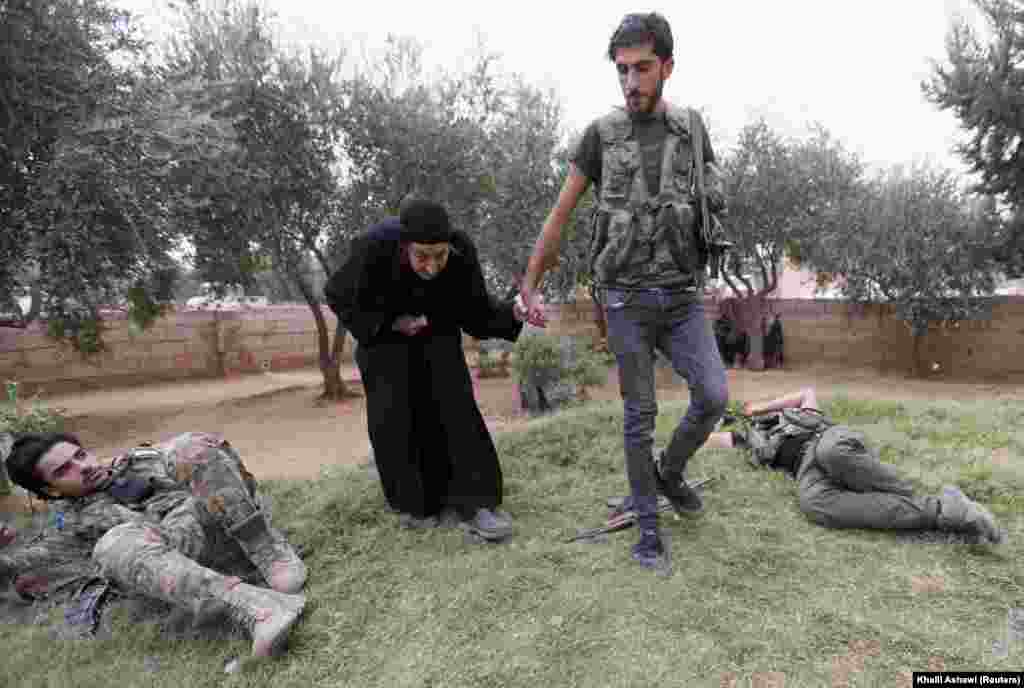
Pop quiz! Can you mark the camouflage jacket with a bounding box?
[589,105,726,290]
[0,432,228,591]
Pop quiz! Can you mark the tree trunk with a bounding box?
[310,302,354,401]
[747,332,765,371]
[291,268,355,401]
[911,331,924,378]
[733,293,766,371]
[322,318,355,400]
[593,299,608,350]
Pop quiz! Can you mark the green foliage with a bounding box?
[512,334,608,392]
[925,0,1024,275]
[823,395,910,425]
[46,313,106,355]
[475,348,510,379]
[0,0,223,345]
[720,120,864,299]
[804,164,1003,372]
[126,271,175,332]
[511,334,563,381]
[0,380,67,495]
[571,346,611,389]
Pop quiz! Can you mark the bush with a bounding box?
[512,334,608,394]
[475,348,510,379]
[1,381,67,495]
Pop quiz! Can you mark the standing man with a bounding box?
[520,12,729,568]
[325,198,538,540]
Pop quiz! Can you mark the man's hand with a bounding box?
[516,290,547,328]
[0,522,17,548]
[393,314,428,336]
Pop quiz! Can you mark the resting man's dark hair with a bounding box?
[607,12,674,62]
[5,432,82,499]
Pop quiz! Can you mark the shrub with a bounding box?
[1,382,67,495]
[512,334,608,396]
[475,348,510,379]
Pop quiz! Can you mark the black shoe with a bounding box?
[654,453,704,516]
[630,528,665,569]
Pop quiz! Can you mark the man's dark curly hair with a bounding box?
[5,432,82,499]
[607,12,674,62]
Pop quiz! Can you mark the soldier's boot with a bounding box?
[94,524,305,657]
[222,578,306,657]
[193,457,307,594]
[936,486,1005,544]
[228,512,307,594]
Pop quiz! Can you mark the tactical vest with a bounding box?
[589,105,701,289]
[748,408,835,469]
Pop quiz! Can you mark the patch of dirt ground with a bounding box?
[20,362,1024,482]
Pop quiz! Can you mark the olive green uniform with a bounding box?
[794,425,940,530]
[744,411,997,539]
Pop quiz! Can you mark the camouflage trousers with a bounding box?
[157,442,266,578]
[797,426,940,531]
[93,443,274,602]
[93,521,234,618]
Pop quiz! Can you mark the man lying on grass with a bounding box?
[705,387,1005,544]
[0,431,306,657]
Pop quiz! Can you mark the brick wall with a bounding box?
[770,297,1024,379]
[0,306,355,394]
[520,296,1024,380]
[2,296,1023,393]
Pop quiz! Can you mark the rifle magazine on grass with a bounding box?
[567,477,714,543]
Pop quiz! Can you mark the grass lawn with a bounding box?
[2,394,1023,687]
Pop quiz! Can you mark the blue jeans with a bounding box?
[603,288,728,501]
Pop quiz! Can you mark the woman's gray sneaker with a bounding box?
[398,513,439,530]
[459,508,514,541]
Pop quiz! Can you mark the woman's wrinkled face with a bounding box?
[408,242,450,280]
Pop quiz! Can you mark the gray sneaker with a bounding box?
[398,513,439,530]
[459,508,514,541]
[937,486,1005,544]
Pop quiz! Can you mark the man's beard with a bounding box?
[626,78,665,117]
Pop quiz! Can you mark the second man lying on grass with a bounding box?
[708,387,1005,544]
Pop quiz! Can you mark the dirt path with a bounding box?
[31,363,1024,482]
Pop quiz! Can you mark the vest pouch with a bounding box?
[588,210,611,278]
[655,202,700,276]
[601,143,638,202]
[592,209,640,284]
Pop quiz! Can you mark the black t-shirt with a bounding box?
[772,435,810,476]
[570,110,718,196]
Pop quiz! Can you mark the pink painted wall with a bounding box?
[3,295,1023,392]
